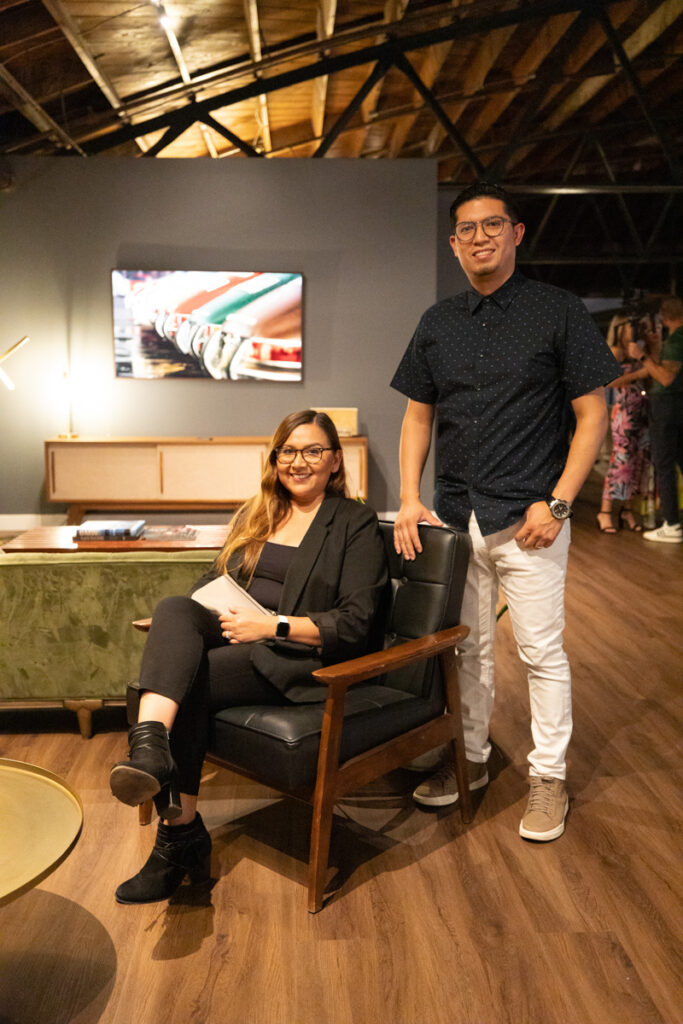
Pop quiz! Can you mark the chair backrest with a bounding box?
[377,521,470,700]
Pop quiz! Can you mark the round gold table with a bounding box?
[0,757,83,906]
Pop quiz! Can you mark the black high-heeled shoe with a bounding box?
[115,813,212,904]
[596,509,618,534]
[619,508,643,532]
[110,720,181,820]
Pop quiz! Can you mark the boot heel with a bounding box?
[154,775,182,820]
[188,853,211,886]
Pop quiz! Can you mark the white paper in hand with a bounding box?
[191,574,273,617]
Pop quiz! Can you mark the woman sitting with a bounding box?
[110,409,388,905]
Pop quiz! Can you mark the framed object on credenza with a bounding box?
[111,269,303,382]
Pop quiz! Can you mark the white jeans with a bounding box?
[457,511,572,779]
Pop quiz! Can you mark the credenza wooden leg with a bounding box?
[63,698,103,739]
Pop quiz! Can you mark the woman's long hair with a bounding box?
[214,409,347,580]
[607,314,633,360]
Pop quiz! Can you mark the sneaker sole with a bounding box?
[412,770,489,807]
[643,536,682,543]
[110,764,161,806]
[519,798,568,841]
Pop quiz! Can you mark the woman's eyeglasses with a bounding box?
[453,216,517,243]
[275,445,334,465]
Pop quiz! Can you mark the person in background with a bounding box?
[597,314,650,533]
[628,296,683,543]
[391,180,619,843]
[110,409,388,904]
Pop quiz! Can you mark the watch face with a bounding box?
[550,499,571,519]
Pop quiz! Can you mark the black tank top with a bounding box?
[247,541,296,611]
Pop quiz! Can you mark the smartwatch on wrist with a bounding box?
[275,615,290,639]
[546,495,573,520]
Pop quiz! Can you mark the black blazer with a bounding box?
[193,496,389,702]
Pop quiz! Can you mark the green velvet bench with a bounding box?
[0,549,215,737]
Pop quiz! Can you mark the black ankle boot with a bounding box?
[110,721,181,819]
[115,813,212,905]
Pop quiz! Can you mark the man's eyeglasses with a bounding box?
[275,445,335,465]
[453,216,517,243]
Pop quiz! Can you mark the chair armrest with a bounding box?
[312,624,469,695]
[133,617,152,632]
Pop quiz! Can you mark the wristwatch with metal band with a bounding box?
[546,496,573,520]
[275,615,291,638]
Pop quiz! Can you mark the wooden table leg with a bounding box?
[63,699,103,739]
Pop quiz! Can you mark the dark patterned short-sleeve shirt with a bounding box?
[391,271,620,535]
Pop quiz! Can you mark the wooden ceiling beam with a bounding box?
[595,2,681,180]
[466,10,579,156]
[40,0,151,152]
[142,116,191,157]
[198,111,262,158]
[502,0,638,175]
[0,2,55,49]
[386,0,464,159]
[441,9,582,183]
[243,0,271,153]
[543,0,680,131]
[81,0,599,153]
[345,0,409,158]
[423,18,516,158]
[314,55,392,158]
[70,1,645,160]
[505,2,682,184]
[311,0,337,139]
[148,1,217,158]
[0,57,85,153]
[388,37,453,158]
[485,10,595,182]
[40,0,123,113]
[393,48,484,176]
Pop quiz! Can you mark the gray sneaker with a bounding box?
[412,759,489,807]
[519,776,568,841]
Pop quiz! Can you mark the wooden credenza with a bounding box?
[45,436,368,523]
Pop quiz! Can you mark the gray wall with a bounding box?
[437,186,469,301]
[0,157,437,516]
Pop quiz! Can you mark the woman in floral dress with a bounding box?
[598,316,651,533]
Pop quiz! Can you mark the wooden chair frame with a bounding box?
[133,620,471,912]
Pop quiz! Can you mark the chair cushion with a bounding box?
[211,683,443,792]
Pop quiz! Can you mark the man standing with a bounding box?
[391,181,619,841]
[628,296,683,543]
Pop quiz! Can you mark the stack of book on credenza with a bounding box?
[75,519,146,540]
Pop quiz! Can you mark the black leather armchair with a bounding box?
[131,522,471,912]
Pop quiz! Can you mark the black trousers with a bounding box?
[139,596,288,794]
[649,394,683,525]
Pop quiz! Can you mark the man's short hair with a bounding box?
[660,295,683,321]
[450,181,522,230]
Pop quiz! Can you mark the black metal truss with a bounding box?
[80,0,622,158]
[594,5,682,183]
[391,48,485,177]
[313,56,393,158]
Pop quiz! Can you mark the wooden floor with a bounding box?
[1,494,681,1024]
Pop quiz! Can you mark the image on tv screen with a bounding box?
[112,270,303,381]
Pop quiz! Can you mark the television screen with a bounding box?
[112,270,303,381]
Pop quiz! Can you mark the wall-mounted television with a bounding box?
[112,270,303,381]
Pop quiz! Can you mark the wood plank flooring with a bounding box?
[1,496,681,1024]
